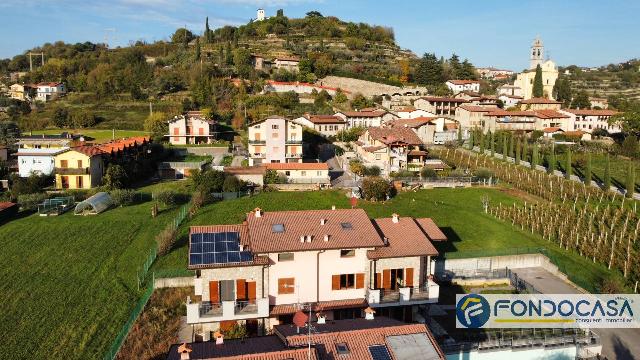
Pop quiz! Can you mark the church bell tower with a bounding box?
[530,36,544,69]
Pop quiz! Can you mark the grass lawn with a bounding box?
[0,181,189,360]
[30,128,149,141]
[154,187,619,293]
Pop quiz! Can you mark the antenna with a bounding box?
[104,28,117,49]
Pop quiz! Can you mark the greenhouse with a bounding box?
[38,197,75,216]
[74,192,113,215]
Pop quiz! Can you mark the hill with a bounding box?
[561,59,640,104]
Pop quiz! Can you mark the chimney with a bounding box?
[324,234,330,242]
[254,208,262,218]
[320,218,327,225]
[331,205,336,210]
[364,307,376,320]
[317,312,326,324]
[383,237,389,246]
[300,235,305,243]
[214,331,224,345]
[392,213,399,223]
[177,343,192,360]
[306,235,313,243]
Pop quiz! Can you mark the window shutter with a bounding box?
[356,273,365,289]
[405,268,414,287]
[247,281,257,301]
[332,275,340,290]
[375,273,382,289]
[236,279,247,300]
[383,269,391,289]
[278,278,285,294]
[209,281,219,303]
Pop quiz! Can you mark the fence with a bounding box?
[212,191,250,201]
[441,247,544,260]
[507,268,541,294]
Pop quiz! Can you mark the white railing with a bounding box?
[186,297,269,324]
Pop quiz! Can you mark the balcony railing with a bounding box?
[235,300,258,315]
[187,297,269,324]
[55,167,89,175]
[367,280,439,305]
[286,139,303,144]
[286,153,302,158]
[248,139,266,145]
[199,302,223,317]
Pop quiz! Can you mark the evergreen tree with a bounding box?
[225,42,233,65]
[508,134,514,158]
[515,137,521,165]
[205,17,212,43]
[459,59,478,80]
[502,133,508,160]
[533,64,544,98]
[548,151,556,174]
[468,130,474,150]
[522,138,529,163]
[531,143,539,169]
[585,152,592,186]
[448,54,461,79]
[195,37,201,60]
[415,53,444,86]
[457,126,462,143]
[571,90,591,109]
[490,132,495,157]
[553,77,572,107]
[603,153,611,191]
[479,131,485,154]
[218,45,224,64]
[626,163,635,198]
[565,148,572,179]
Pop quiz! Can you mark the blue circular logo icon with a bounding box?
[456,294,490,328]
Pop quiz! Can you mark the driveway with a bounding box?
[512,267,639,360]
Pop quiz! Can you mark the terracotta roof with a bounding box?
[338,110,389,118]
[362,146,386,153]
[486,110,538,117]
[563,109,619,116]
[396,106,417,112]
[366,127,422,146]
[534,109,570,119]
[165,336,315,360]
[66,137,149,157]
[270,298,368,316]
[0,202,16,211]
[414,218,448,241]
[500,94,524,99]
[265,163,328,171]
[387,117,436,129]
[408,150,428,156]
[69,145,106,157]
[275,56,300,62]
[224,166,266,175]
[188,224,270,269]
[543,127,563,133]
[458,105,497,113]
[246,208,384,253]
[519,97,561,104]
[368,217,439,259]
[447,79,480,85]
[305,115,345,124]
[36,82,63,87]
[419,96,468,103]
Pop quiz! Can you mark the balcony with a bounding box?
[187,297,269,324]
[286,153,302,158]
[286,139,303,144]
[366,280,439,307]
[55,167,89,175]
[248,139,266,145]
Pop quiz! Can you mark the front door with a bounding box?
[61,176,69,189]
[76,176,83,189]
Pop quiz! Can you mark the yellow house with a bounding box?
[54,146,105,189]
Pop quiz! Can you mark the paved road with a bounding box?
[513,267,639,360]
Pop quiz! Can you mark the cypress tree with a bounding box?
[195,37,201,60]
[468,130,474,150]
[565,148,572,179]
[603,153,611,191]
[502,133,508,160]
[515,137,521,165]
[490,132,495,157]
[479,131,485,154]
[522,138,529,163]
[508,134,515,158]
[548,151,556,174]
[533,64,544,98]
[584,152,592,186]
[457,127,462,143]
[205,17,211,43]
[531,143,539,169]
[626,163,635,198]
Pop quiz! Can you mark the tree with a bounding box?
[52,107,70,128]
[144,112,168,143]
[222,175,242,192]
[522,138,529,163]
[420,167,437,179]
[615,106,640,137]
[564,148,572,179]
[571,90,591,109]
[490,132,495,157]
[502,133,508,159]
[306,11,323,18]
[195,37,201,61]
[620,135,639,158]
[361,176,391,201]
[584,152,592,186]
[71,109,97,128]
[171,28,194,45]
[232,48,253,78]
[515,137,521,165]
[334,89,348,104]
[479,131,485,154]
[508,134,514,158]
[531,143,539,169]
[467,130,474,150]
[264,169,285,184]
[205,17,212,43]
[603,153,611,191]
[415,53,443,86]
[276,9,284,17]
[547,151,556,174]
[458,59,478,80]
[553,77,572,107]
[626,163,635,198]
[532,64,544,98]
[103,164,128,189]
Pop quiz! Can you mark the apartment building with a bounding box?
[186,208,445,340]
[167,111,217,145]
[559,109,621,134]
[482,109,569,134]
[247,116,304,166]
[445,80,480,94]
[334,109,398,128]
[16,133,78,177]
[413,97,469,116]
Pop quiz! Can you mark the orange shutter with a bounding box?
[383,269,391,289]
[236,279,246,300]
[356,273,365,289]
[209,281,219,303]
[247,281,257,301]
[332,275,340,290]
[278,278,294,294]
[173,127,179,135]
[375,273,382,289]
[405,268,414,287]
[199,128,204,135]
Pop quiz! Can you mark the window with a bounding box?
[340,249,355,257]
[278,278,295,294]
[77,160,82,168]
[336,343,350,355]
[340,274,355,289]
[340,222,353,230]
[300,171,306,176]
[285,171,291,176]
[278,253,294,262]
[60,160,68,168]
[272,224,285,233]
[272,124,279,130]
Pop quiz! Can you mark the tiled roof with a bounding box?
[520,97,561,104]
[387,117,436,129]
[338,110,388,118]
[414,218,448,241]
[224,166,266,175]
[543,127,563,133]
[270,298,368,316]
[70,145,106,157]
[367,127,422,145]
[396,106,417,112]
[408,150,428,156]
[0,202,16,211]
[368,217,439,259]
[419,96,468,103]
[486,110,537,117]
[188,224,270,269]
[458,105,497,112]
[165,336,315,360]
[305,115,345,124]
[265,163,328,171]
[534,109,569,119]
[447,79,480,85]
[563,109,619,116]
[66,137,149,157]
[246,208,385,253]
[362,145,386,153]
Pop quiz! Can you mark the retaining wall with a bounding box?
[154,276,193,289]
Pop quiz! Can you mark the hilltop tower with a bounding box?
[257,8,265,21]
[530,36,544,70]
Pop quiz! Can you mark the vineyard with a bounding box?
[434,146,639,291]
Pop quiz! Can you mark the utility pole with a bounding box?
[28,52,45,72]
[104,28,117,49]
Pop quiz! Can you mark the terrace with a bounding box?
[367,279,440,307]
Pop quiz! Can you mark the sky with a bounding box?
[0,0,639,70]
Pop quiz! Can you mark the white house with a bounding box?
[247,116,304,166]
[498,94,524,108]
[16,134,76,177]
[36,82,66,102]
[273,57,300,72]
[498,84,523,97]
[334,109,398,128]
[293,114,346,137]
[414,96,469,117]
[264,162,330,185]
[167,111,217,145]
[394,106,435,119]
[445,80,480,94]
[559,109,621,134]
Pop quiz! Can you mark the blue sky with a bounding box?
[0,0,638,70]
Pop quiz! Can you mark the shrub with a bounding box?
[363,165,381,176]
[156,225,178,256]
[264,169,286,184]
[474,167,494,180]
[349,159,365,176]
[103,164,128,189]
[449,169,465,178]
[155,190,177,207]
[390,170,414,178]
[191,169,226,193]
[361,176,391,201]
[110,189,137,207]
[222,175,242,192]
[420,167,437,179]
[17,193,48,212]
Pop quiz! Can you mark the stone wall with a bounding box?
[154,276,193,289]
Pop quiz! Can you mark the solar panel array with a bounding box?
[190,232,253,266]
[368,345,392,360]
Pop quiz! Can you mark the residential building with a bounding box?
[456,105,497,135]
[0,202,18,223]
[166,317,444,360]
[482,109,569,134]
[543,127,564,138]
[247,116,304,166]
[35,82,66,102]
[256,8,265,21]
[224,166,266,187]
[413,97,468,116]
[334,109,398,128]
[293,114,346,137]
[499,94,524,108]
[167,111,217,145]
[477,67,515,79]
[9,83,36,101]
[559,109,621,134]
[264,162,330,185]
[387,117,458,145]
[445,80,480,94]
[497,84,523,97]
[185,208,445,339]
[251,55,271,71]
[394,107,435,119]
[518,97,562,111]
[513,37,558,99]
[589,97,609,109]
[273,57,300,72]
[16,133,78,177]
[354,126,427,173]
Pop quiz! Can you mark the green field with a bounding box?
[30,128,149,141]
[0,182,188,360]
[154,188,619,293]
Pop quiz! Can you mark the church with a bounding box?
[512,37,559,100]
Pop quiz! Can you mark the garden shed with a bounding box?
[74,192,113,215]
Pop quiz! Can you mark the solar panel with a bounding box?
[189,231,254,266]
[368,345,392,360]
